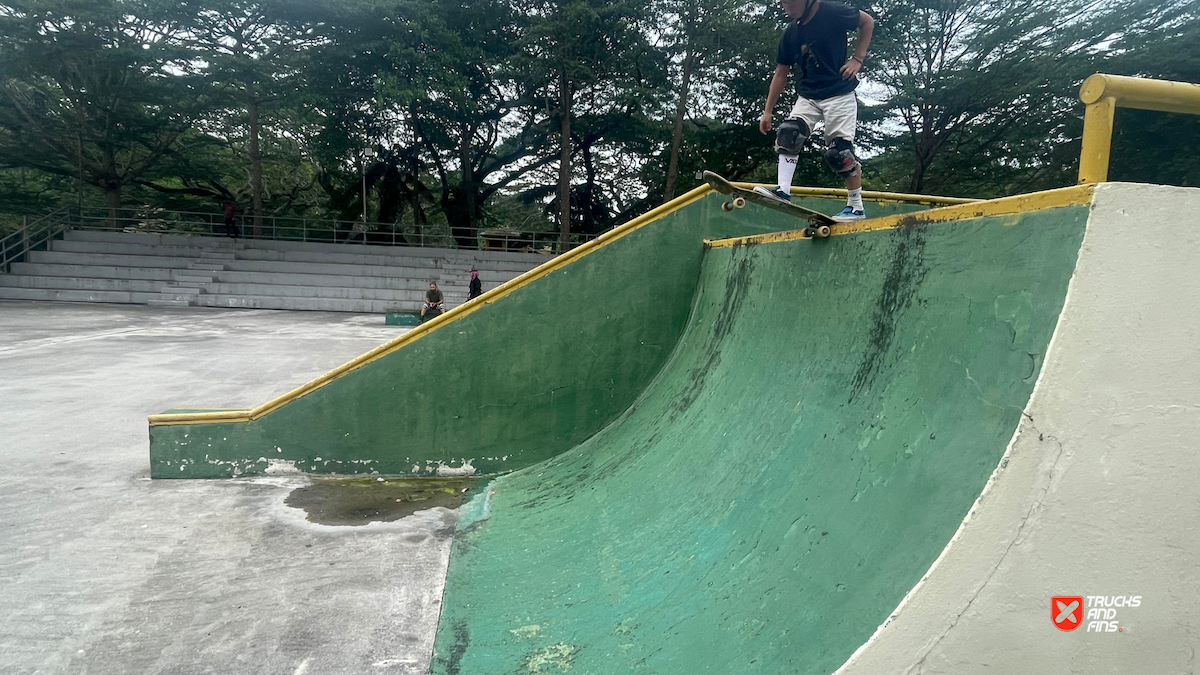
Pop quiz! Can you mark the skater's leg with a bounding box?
[820,93,865,220]
[777,98,821,191]
[755,98,818,202]
[774,116,806,190]
[844,170,863,212]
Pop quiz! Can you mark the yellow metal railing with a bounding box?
[1078,73,1200,184]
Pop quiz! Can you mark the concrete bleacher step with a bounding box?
[147,297,192,307]
[196,294,402,313]
[0,228,549,313]
[208,269,517,290]
[64,229,546,265]
[173,273,215,284]
[196,282,463,303]
[0,274,170,294]
[50,239,243,259]
[0,286,198,306]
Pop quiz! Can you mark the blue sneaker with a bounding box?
[832,205,865,222]
[752,185,792,203]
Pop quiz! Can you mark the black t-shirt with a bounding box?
[426,289,443,304]
[776,1,860,101]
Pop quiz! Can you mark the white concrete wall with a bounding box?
[836,183,1200,674]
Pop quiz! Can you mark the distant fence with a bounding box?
[70,206,597,251]
[0,206,597,273]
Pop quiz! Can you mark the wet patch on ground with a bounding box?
[285,476,489,526]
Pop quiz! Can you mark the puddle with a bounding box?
[285,476,488,526]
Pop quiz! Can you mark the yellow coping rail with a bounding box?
[1079,73,1200,184]
[707,183,1095,249]
[148,184,971,427]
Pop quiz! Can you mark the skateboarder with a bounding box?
[755,0,874,222]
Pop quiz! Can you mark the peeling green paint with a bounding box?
[148,194,930,479]
[428,206,1088,674]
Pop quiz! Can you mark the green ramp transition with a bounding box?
[148,188,940,478]
[429,200,1089,673]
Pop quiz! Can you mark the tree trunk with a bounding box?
[909,141,932,194]
[664,49,697,203]
[557,69,573,250]
[460,123,478,249]
[582,142,596,233]
[105,184,122,228]
[248,85,264,237]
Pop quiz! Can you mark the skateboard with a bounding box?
[700,170,835,238]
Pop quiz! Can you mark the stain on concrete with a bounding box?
[285,476,487,526]
[671,252,756,420]
[439,620,471,675]
[850,222,928,401]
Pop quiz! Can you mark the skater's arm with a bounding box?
[840,11,875,79]
[760,64,791,134]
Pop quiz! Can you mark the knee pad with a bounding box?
[825,137,860,179]
[774,118,811,156]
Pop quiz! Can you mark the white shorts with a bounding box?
[788,91,858,142]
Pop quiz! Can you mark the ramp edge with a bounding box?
[706,184,1095,249]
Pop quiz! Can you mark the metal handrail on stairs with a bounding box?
[0,207,74,274]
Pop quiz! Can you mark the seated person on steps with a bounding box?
[421,282,444,322]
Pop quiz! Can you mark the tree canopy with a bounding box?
[1,0,1196,238]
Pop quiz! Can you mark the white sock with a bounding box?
[777,155,799,192]
[847,188,863,211]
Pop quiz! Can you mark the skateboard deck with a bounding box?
[701,170,835,238]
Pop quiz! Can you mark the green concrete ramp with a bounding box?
[429,198,1090,673]
[147,188,946,478]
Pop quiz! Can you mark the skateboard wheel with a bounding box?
[722,201,735,212]
[816,225,831,238]
[732,197,747,209]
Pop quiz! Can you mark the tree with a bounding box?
[0,0,209,218]
[1101,0,1200,186]
[513,0,648,247]
[863,0,1195,196]
[175,0,326,232]
[654,0,774,201]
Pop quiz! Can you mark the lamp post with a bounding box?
[361,147,376,224]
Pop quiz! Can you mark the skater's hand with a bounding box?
[759,112,772,135]
[840,57,862,80]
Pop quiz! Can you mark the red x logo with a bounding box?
[1052,596,1084,631]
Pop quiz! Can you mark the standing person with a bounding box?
[421,282,445,322]
[467,267,483,301]
[755,0,874,222]
[222,202,240,238]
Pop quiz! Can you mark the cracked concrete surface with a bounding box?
[0,301,455,675]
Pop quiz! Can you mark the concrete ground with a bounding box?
[0,301,455,675]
